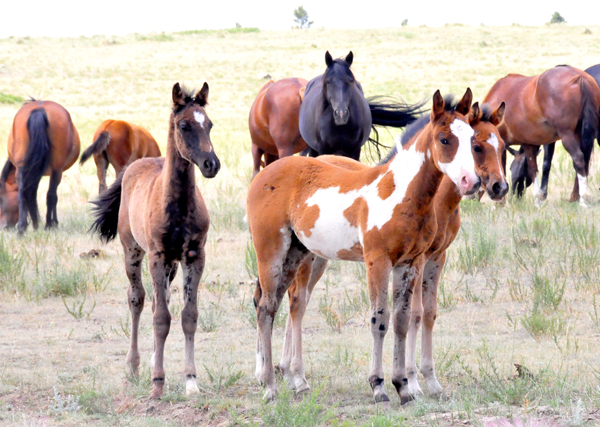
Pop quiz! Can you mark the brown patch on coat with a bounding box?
[337,242,364,261]
[377,171,395,200]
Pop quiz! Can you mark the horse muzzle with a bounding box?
[459,168,481,196]
[333,108,349,126]
[196,152,221,178]
[486,179,509,201]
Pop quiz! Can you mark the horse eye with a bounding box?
[440,138,449,145]
[179,122,189,131]
[473,145,483,153]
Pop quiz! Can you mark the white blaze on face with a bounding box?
[193,111,205,128]
[486,133,505,184]
[296,144,425,260]
[438,119,476,186]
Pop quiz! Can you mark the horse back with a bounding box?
[8,100,79,173]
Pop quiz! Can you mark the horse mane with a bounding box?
[479,104,495,123]
[24,97,40,104]
[378,94,459,165]
[323,58,354,79]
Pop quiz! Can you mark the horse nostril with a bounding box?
[492,182,501,195]
[204,159,211,170]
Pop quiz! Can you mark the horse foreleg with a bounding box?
[391,258,424,405]
[365,255,392,406]
[181,250,204,395]
[405,276,423,396]
[540,143,555,200]
[16,168,29,235]
[148,256,174,399]
[124,242,146,376]
[420,254,446,396]
[45,170,62,229]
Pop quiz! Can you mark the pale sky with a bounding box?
[1,0,598,38]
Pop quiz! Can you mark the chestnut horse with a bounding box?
[510,63,600,201]
[0,161,18,228]
[0,100,80,234]
[483,65,600,205]
[89,83,220,399]
[80,120,161,194]
[277,100,508,399]
[249,78,308,180]
[247,89,479,404]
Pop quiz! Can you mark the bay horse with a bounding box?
[299,51,424,161]
[0,161,19,228]
[0,99,80,234]
[247,88,479,404]
[80,120,162,194]
[89,83,220,399]
[483,65,600,205]
[277,100,508,399]
[509,63,600,201]
[249,78,309,180]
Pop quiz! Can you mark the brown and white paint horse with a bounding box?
[277,100,508,400]
[90,83,220,399]
[247,89,479,404]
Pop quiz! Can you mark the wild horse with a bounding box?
[484,65,600,205]
[509,64,600,202]
[90,83,220,399]
[80,119,162,194]
[247,88,479,405]
[0,99,80,234]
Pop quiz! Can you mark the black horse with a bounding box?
[299,51,425,161]
[509,63,600,201]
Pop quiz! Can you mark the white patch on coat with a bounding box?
[438,119,476,186]
[186,378,199,395]
[193,111,205,128]
[532,176,543,199]
[296,144,425,260]
[578,174,590,198]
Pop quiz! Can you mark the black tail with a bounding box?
[367,96,428,160]
[578,77,600,173]
[0,158,15,189]
[88,170,124,243]
[22,108,52,228]
[80,131,111,165]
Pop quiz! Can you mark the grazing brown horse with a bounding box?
[510,63,600,200]
[247,89,479,404]
[80,120,162,194]
[484,65,600,205]
[0,161,19,228]
[277,100,508,399]
[0,100,80,234]
[249,78,309,180]
[89,83,220,399]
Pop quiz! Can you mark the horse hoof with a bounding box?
[186,379,200,396]
[295,383,311,396]
[149,387,163,400]
[263,388,276,402]
[375,400,391,410]
[400,394,415,406]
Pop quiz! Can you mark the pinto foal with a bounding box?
[90,83,220,399]
[247,89,479,404]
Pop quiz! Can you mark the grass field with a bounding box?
[1,25,600,426]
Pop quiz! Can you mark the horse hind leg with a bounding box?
[405,278,424,396]
[45,170,62,229]
[180,249,205,396]
[95,153,109,194]
[562,134,591,205]
[255,230,309,401]
[251,144,264,181]
[124,242,146,376]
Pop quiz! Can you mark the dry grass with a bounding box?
[1,25,600,426]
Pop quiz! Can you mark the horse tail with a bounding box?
[0,158,15,189]
[22,108,52,227]
[88,169,124,243]
[578,76,600,173]
[366,96,428,160]
[80,131,111,165]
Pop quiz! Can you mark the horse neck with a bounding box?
[388,126,445,207]
[162,123,196,210]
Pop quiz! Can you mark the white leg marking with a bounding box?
[186,377,200,395]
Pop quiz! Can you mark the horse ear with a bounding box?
[491,102,506,126]
[345,51,353,66]
[172,83,185,106]
[431,90,445,120]
[506,146,518,156]
[456,88,473,115]
[195,82,209,106]
[468,101,481,125]
[325,51,333,67]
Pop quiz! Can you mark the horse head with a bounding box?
[429,88,480,196]
[171,82,221,178]
[323,51,356,126]
[468,102,509,200]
